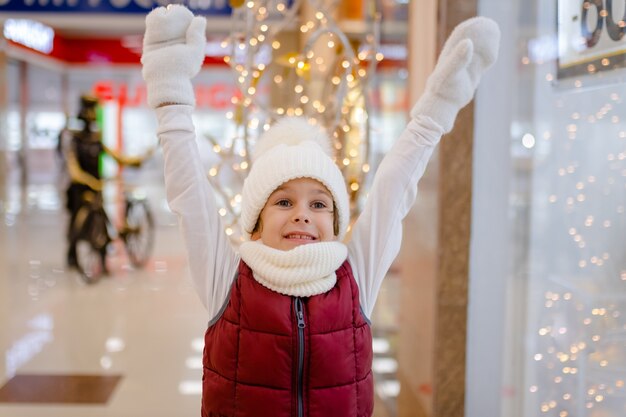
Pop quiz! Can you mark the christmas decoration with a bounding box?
[206,0,382,243]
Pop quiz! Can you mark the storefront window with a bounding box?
[26,64,64,150]
[502,1,626,416]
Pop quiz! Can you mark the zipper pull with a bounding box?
[295,298,306,328]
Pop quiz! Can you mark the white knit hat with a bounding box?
[240,117,350,241]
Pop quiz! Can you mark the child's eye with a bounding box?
[276,199,291,207]
[311,201,328,209]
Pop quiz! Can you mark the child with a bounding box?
[141,5,499,417]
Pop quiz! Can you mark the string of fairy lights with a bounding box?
[204,0,382,243]
[519,44,626,416]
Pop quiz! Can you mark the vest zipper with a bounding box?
[294,297,306,417]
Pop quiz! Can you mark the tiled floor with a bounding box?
[0,374,122,404]
[0,150,398,417]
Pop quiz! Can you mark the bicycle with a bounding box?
[69,186,155,284]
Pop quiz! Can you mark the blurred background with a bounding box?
[0,0,624,416]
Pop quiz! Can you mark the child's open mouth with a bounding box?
[284,233,316,241]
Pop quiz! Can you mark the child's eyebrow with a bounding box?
[312,189,332,198]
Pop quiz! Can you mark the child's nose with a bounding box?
[293,216,310,224]
[292,207,311,224]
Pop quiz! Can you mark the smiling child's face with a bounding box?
[251,178,336,251]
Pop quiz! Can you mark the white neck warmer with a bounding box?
[239,240,348,297]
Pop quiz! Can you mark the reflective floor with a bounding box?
[0,151,210,416]
[0,149,398,417]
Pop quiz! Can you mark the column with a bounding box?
[398,0,477,416]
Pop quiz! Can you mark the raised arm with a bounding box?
[102,144,148,168]
[141,5,239,318]
[349,17,500,317]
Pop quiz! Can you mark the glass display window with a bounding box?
[480,1,626,416]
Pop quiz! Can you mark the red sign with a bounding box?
[92,80,241,110]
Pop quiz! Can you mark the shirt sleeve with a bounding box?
[156,105,240,320]
[348,115,444,318]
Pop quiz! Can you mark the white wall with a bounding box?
[466,0,518,416]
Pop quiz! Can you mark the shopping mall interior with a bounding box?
[1,1,625,417]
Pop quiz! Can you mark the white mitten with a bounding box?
[141,5,207,108]
[410,17,500,133]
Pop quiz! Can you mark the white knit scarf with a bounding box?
[238,240,348,297]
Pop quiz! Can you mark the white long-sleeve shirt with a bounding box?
[156,105,443,320]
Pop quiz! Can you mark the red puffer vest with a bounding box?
[202,259,374,417]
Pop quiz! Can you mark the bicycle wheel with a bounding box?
[71,207,108,284]
[74,236,104,284]
[122,198,155,268]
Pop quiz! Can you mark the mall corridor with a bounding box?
[0,151,213,416]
